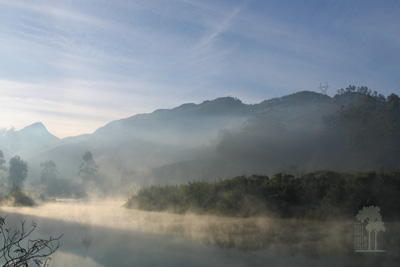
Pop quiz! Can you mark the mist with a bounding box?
[2,91,398,192]
[3,200,396,267]
[1,91,399,266]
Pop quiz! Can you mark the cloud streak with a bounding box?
[0,0,107,27]
[0,79,159,137]
[194,6,242,52]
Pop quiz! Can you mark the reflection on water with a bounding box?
[1,200,397,266]
[51,252,102,267]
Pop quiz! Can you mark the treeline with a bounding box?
[126,170,400,220]
[325,89,400,169]
[0,150,101,206]
[219,88,400,173]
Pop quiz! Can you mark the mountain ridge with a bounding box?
[1,89,398,193]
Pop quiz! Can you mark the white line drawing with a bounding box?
[354,206,385,252]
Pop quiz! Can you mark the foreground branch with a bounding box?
[0,216,62,267]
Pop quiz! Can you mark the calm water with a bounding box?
[0,200,390,266]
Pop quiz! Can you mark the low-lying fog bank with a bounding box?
[1,200,399,266]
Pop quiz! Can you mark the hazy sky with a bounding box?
[0,0,399,138]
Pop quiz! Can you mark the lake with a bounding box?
[1,200,396,266]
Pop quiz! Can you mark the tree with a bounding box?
[346,85,356,93]
[0,216,62,266]
[365,220,385,251]
[356,206,383,251]
[0,151,6,172]
[7,156,28,190]
[357,86,369,95]
[336,88,345,95]
[0,151,7,191]
[387,93,399,103]
[78,151,98,185]
[39,161,58,184]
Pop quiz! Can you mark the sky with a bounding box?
[0,0,399,138]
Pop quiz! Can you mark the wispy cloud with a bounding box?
[194,6,242,51]
[0,77,194,137]
[0,96,113,138]
[0,83,140,138]
[0,0,398,137]
[0,0,137,74]
[0,0,106,27]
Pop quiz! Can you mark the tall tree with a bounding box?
[78,151,98,185]
[0,150,6,171]
[0,150,7,188]
[7,155,28,190]
[40,160,58,184]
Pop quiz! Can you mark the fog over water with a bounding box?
[0,0,399,265]
[1,92,399,266]
[0,200,386,267]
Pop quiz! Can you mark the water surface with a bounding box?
[1,200,393,266]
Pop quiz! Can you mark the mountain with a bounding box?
[0,122,60,159]
[28,96,254,184]
[2,90,399,194]
[30,92,313,182]
[149,91,400,183]
[93,96,253,145]
[151,91,337,183]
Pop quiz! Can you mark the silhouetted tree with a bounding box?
[7,156,28,190]
[0,151,7,190]
[387,93,399,103]
[39,160,58,184]
[0,216,62,266]
[346,85,356,93]
[0,151,6,171]
[336,88,345,95]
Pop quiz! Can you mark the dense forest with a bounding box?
[126,170,400,221]
[152,87,400,184]
[215,88,400,173]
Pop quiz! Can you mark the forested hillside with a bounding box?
[127,170,400,221]
[2,86,399,194]
[153,88,400,183]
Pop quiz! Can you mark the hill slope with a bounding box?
[0,122,59,159]
[3,89,399,193]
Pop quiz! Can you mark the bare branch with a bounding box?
[0,216,62,267]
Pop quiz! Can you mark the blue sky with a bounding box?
[0,0,399,138]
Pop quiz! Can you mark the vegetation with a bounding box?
[7,156,28,190]
[126,170,400,220]
[216,88,400,176]
[78,151,98,187]
[39,161,58,184]
[0,216,62,266]
[0,153,36,207]
[5,188,36,207]
[0,152,62,266]
[0,150,102,201]
[327,88,400,169]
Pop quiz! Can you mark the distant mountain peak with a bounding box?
[25,122,45,129]
[260,91,331,107]
[172,103,197,111]
[21,122,47,132]
[19,122,59,140]
[201,96,243,105]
